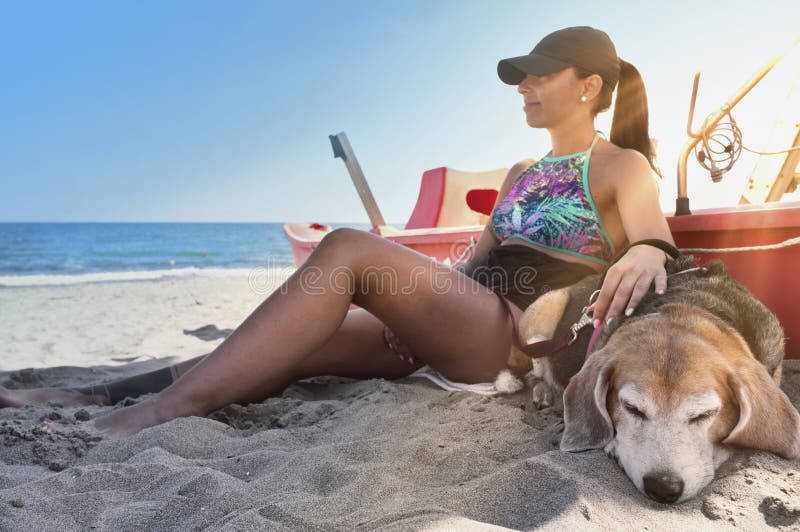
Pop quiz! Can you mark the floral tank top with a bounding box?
[490,131,616,265]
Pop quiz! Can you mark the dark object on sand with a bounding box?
[183,324,234,342]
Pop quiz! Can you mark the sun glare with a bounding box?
[662,37,800,211]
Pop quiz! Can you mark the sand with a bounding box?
[1,274,799,531]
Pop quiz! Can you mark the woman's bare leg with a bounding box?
[93,228,519,436]
[290,307,426,382]
[162,311,425,393]
[172,355,206,380]
[0,308,415,410]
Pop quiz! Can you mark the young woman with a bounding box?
[0,26,674,436]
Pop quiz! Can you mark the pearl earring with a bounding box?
[580,95,588,102]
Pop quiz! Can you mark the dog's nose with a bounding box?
[643,471,684,504]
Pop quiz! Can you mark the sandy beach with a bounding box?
[1,274,799,530]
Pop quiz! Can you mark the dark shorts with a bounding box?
[383,244,599,366]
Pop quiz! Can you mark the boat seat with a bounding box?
[404,167,507,229]
[466,189,499,216]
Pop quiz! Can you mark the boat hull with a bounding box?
[283,223,484,266]
[668,202,799,358]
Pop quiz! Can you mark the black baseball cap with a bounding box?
[497,26,620,90]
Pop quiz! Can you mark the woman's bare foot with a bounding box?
[92,397,188,437]
[0,384,110,408]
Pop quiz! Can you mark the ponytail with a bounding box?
[610,60,659,175]
[574,60,660,176]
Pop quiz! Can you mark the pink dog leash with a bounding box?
[586,322,604,358]
[495,290,597,359]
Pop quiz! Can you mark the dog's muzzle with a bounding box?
[643,470,684,504]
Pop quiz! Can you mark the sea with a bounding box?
[0,222,372,287]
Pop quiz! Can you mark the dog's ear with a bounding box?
[560,347,616,452]
[723,357,800,460]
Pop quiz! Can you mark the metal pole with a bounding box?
[329,132,386,228]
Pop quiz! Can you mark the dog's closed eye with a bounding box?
[622,401,648,420]
[688,409,718,424]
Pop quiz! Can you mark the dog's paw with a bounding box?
[494,369,525,395]
[531,380,554,407]
[604,440,620,465]
[530,378,562,409]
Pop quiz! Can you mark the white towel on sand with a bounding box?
[407,365,499,396]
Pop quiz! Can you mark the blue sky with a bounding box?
[2,0,799,223]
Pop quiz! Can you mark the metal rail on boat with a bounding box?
[677,38,800,215]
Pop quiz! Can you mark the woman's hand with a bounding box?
[589,149,674,328]
[588,244,668,328]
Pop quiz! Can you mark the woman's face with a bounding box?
[517,67,588,128]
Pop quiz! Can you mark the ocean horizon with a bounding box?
[0,222,375,287]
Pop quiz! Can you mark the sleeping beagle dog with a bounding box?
[494,256,800,504]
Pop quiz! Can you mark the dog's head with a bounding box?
[560,303,800,504]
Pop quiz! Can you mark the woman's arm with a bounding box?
[590,151,674,327]
[454,160,535,276]
[454,225,499,277]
